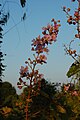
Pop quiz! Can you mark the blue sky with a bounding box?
[1,0,79,92]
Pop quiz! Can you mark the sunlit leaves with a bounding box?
[1,106,12,116]
[56,105,66,113]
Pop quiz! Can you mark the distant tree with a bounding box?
[0,81,19,120]
[0,4,8,81]
[0,1,27,82]
[0,81,17,108]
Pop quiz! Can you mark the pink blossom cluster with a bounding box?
[31,19,60,54]
[17,60,44,90]
[64,84,70,92]
[17,18,60,95]
[63,2,80,38]
[72,90,78,96]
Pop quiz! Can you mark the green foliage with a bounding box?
[0,81,25,120]
[0,81,80,120]
[0,81,17,107]
[29,79,62,120]
[67,62,80,78]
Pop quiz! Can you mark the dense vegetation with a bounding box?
[0,80,80,120]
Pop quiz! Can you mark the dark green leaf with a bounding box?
[67,62,80,78]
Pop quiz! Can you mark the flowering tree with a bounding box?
[54,1,80,119]
[17,18,60,120]
[61,0,80,103]
[63,0,80,79]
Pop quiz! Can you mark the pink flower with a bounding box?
[20,66,28,76]
[36,54,47,63]
[51,33,57,41]
[64,85,70,91]
[43,47,49,53]
[74,11,78,17]
[47,24,52,29]
[38,74,44,79]
[72,91,78,96]
[39,54,47,61]
[42,24,51,30]
[18,85,23,89]
[35,44,43,53]
[17,82,23,89]
[44,34,51,41]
